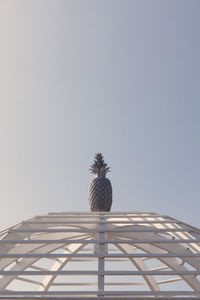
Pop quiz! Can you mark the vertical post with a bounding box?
[98,215,105,297]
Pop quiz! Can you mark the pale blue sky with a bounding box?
[0,0,200,229]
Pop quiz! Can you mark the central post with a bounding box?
[98,215,105,296]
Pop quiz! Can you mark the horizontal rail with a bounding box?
[34,214,172,219]
[46,212,160,216]
[23,220,180,224]
[51,282,144,286]
[0,253,200,258]
[0,238,199,244]
[9,228,190,233]
[158,277,182,285]
[0,270,200,275]
[0,290,200,296]
[47,211,158,214]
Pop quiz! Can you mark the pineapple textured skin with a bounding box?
[89,176,112,212]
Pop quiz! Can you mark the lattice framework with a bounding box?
[0,211,200,297]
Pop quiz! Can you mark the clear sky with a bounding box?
[0,0,200,230]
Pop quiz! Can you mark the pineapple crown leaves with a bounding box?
[89,153,111,175]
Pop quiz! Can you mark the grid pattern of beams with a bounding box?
[0,211,200,297]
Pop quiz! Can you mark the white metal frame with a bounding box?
[0,211,200,297]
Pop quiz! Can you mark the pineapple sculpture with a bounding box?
[88,153,112,212]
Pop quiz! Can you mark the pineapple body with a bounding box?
[89,175,112,212]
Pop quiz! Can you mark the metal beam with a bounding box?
[0,270,200,275]
[1,238,199,244]
[0,253,200,258]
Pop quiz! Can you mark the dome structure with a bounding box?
[0,211,200,298]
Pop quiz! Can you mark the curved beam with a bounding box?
[113,232,200,291]
[40,243,88,291]
[115,243,160,291]
[0,235,90,290]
